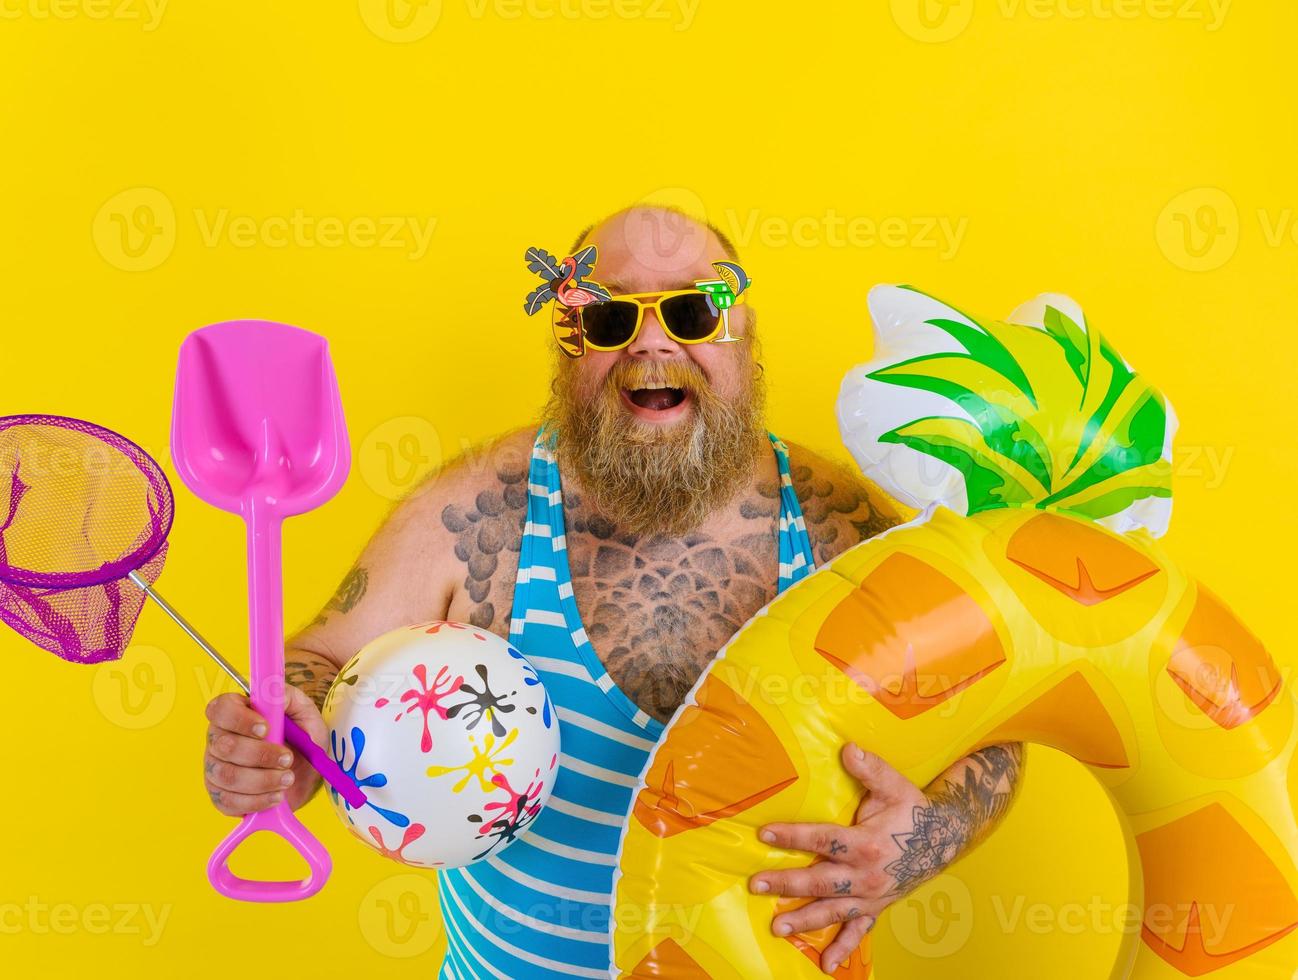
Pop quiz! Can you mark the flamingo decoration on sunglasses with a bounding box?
[522,245,612,314]
[523,244,613,359]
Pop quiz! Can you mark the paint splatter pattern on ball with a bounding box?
[323,622,561,871]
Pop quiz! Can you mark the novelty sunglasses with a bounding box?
[552,288,746,352]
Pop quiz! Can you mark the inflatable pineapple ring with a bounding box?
[611,287,1297,979]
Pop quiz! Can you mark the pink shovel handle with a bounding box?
[208,504,333,900]
[283,716,367,809]
[208,802,332,902]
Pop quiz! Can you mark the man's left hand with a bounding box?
[748,742,933,975]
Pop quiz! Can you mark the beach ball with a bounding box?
[322,621,559,869]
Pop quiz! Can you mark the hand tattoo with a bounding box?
[833,880,853,895]
[884,744,1024,895]
[829,838,848,856]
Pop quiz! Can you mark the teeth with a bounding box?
[633,382,675,390]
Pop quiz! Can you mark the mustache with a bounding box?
[603,359,710,394]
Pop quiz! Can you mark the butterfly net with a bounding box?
[0,415,173,664]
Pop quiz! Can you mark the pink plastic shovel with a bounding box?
[172,319,351,902]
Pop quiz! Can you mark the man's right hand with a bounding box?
[203,688,327,815]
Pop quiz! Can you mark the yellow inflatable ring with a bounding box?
[611,286,1296,979]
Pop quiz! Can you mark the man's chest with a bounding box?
[564,521,780,723]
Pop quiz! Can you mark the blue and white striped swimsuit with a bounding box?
[437,428,817,979]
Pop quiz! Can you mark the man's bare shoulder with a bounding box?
[779,439,902,566]
[294,426,538,659]
[406,425,537,515]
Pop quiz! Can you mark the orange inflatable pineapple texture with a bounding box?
[611,287,1296,978]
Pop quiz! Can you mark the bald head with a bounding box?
[570,206,740,295]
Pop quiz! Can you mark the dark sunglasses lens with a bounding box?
[581,302,639,347]
[661,293,721,341]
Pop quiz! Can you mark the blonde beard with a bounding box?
[542,356,767,537]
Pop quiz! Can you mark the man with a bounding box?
[201,206,1024,977]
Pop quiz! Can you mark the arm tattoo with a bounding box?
[439,464,529,631]
[329,566,368,612]
[312,565,369,626]
[285,651,339,712]
[883,743,1024,895]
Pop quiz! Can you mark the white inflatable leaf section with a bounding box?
[836,285,980,514]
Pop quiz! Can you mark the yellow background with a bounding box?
[1,1,1294,976]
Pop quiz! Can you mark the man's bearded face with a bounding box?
[543,332,767,537]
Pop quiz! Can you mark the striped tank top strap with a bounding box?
[507,427,561,641]
[769,433,817,591]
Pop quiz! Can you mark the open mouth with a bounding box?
[624,385,687,412]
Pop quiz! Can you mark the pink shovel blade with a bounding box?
[172,320,350,903]
[171,320,350,519]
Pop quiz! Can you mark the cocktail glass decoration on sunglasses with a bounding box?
[0,416,366,870]
[693,260,751,343]
[523,244,613,358]
[172,319,352,902]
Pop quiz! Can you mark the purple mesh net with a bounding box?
[0,415,174,664]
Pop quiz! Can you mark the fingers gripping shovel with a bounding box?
[172,320,351,902]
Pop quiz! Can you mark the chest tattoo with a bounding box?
[564,484,783,724]
[438,453,890,724]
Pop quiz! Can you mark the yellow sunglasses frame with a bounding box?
[553,288,747,355]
